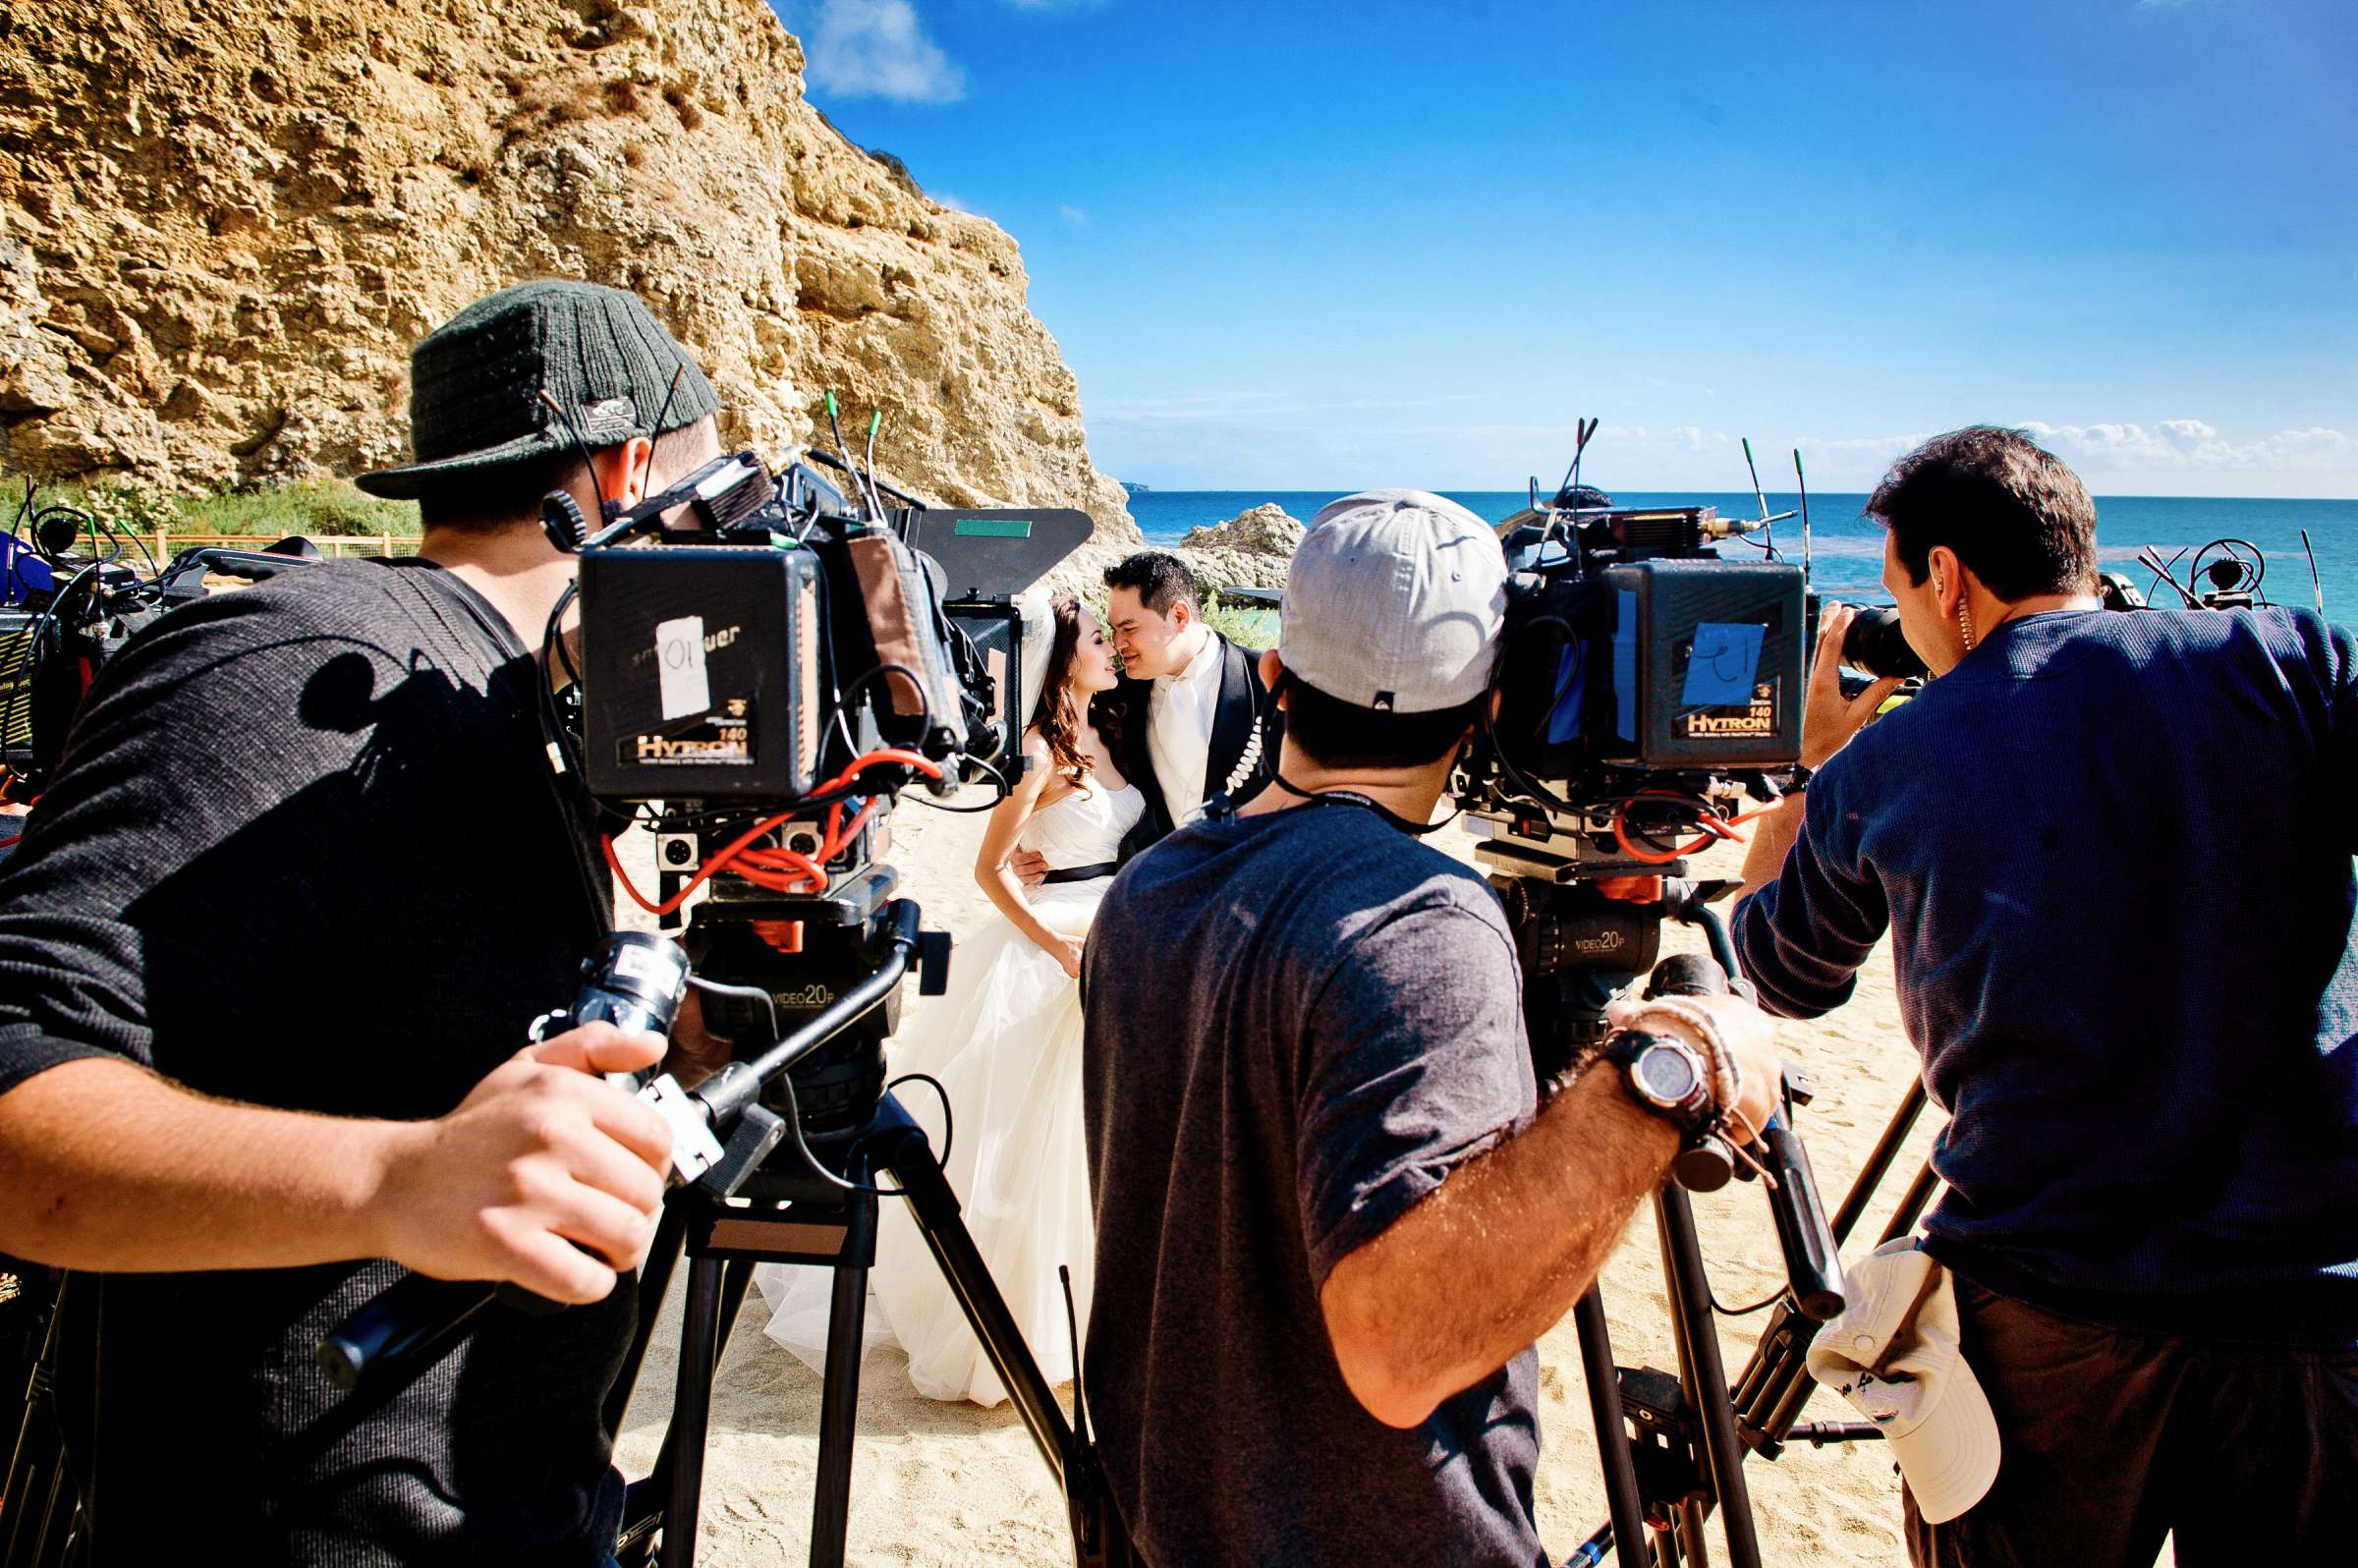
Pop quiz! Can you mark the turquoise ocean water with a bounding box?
[1127,490,2357,619]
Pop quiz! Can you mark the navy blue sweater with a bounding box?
[1734,607,2358,1346]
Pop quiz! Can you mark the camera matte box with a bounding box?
[1602,558,1807,769]
[579,545,824,801]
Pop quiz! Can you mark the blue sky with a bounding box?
[772,1,2356,497]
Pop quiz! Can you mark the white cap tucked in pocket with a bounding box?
[1804,1238,2001,1524]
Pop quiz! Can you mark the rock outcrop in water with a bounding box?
[1038,499,1298,610]
[1181,501,1305,557]
[0,0,1135,536]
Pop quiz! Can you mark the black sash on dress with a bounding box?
[1040,861,1119,885]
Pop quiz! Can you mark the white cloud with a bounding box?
[2022,420,2356,472]
[790,1,965,104]
[1058,204,1088,228]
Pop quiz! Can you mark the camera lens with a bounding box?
[1840,607,1928,680]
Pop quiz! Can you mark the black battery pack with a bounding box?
[580,545,825,801]
[1599,557,1806,770]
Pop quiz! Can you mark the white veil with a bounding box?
[1016,586,1057,735]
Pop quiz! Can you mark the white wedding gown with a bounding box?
[755,779,1144,1406]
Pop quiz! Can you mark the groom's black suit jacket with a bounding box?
[1111,635,1282,862]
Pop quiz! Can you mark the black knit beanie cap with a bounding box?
[355,278,721,500]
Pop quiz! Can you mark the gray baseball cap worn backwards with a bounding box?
[357,279,719,500]
[1279,489,1510,712]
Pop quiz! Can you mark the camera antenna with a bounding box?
[2302,529,2325,616]
[1566,417,1599,504]
[649,364,687,446]
[2136,544,2202,608]
[538,387,615,522]
[1792,448,1812,586]
[863,408,889,520]
[823,391,863,520]
[1742,437,1773,558]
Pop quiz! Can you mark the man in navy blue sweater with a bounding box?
[1733,427,2358,1568]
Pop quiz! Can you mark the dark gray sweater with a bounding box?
[0,560,626,1564]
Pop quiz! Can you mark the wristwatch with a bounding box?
[1604,1029,1719,1141]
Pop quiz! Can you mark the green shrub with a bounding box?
[1202,591,1276,650]
[7,476,420,542]
[176,481,420,538]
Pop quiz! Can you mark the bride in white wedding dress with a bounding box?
[755,593,1139,1406]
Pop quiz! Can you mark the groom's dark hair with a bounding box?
[1103,551,1200,617]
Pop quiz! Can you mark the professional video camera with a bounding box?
[1449,424,1858,1568]
[1452,423,1810,1083]
[545,429,1076,1150]
[318,408,1124,1568]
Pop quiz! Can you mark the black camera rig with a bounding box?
[1,482,323,803]
[1455,422,1811,1080]
[313,414,1122,1568]
[1452,424,1855,1568]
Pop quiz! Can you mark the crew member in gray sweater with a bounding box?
[0,281,728,1565]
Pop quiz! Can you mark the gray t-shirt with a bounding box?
[1081,801,1544,1568]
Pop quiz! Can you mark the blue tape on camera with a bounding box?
[1614,589,1639,743]
[1682,622,1766,708]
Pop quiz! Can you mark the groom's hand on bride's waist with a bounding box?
[1008,850,1050,886]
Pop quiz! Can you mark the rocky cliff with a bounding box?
[0,0,1135,536]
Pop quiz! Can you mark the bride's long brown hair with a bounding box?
[1032,596,1119,786]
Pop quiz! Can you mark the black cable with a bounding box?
[681,975,894,1197]
[886,1071,954,1170]
[28,501,94,566]
[910,750,1011,812]
[833,660,932,736]
[2141,544,2200,609]
[0,555,110,761]
[2188,537,2269,607]
[1709,1281,1787,1317]
[93,512,160,580]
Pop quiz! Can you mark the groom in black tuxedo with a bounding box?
[1099,551,1281,861]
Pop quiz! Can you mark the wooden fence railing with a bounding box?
[137,531,421,561]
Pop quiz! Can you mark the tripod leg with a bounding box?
[710,1259,758,1371]
[807,1197,874,1568]
[606,1197,691,1439]
[661,1256,728,1568]
[1673,1497,1711,1567]
[1655,1190,1761,1568]
[1573,1289,1652,1566]
[877,1108,1077,1488]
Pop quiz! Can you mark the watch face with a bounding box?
[1635,1043,1702,1105]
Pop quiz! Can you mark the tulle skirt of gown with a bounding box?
[754,877,1102,1407]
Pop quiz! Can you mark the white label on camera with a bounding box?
[655,615,711,721]
[611,944,661,983]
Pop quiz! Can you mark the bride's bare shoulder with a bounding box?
[1019,725,1083,809]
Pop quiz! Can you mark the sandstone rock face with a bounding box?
[0,0,1135,537]
[1181,501,1304,557]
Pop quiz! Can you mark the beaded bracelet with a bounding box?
[1617,996,1762,1154]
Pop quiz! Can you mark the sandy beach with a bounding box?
[606,791,1973,1568]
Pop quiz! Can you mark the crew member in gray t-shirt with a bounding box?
[1081,491,1780,1567]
